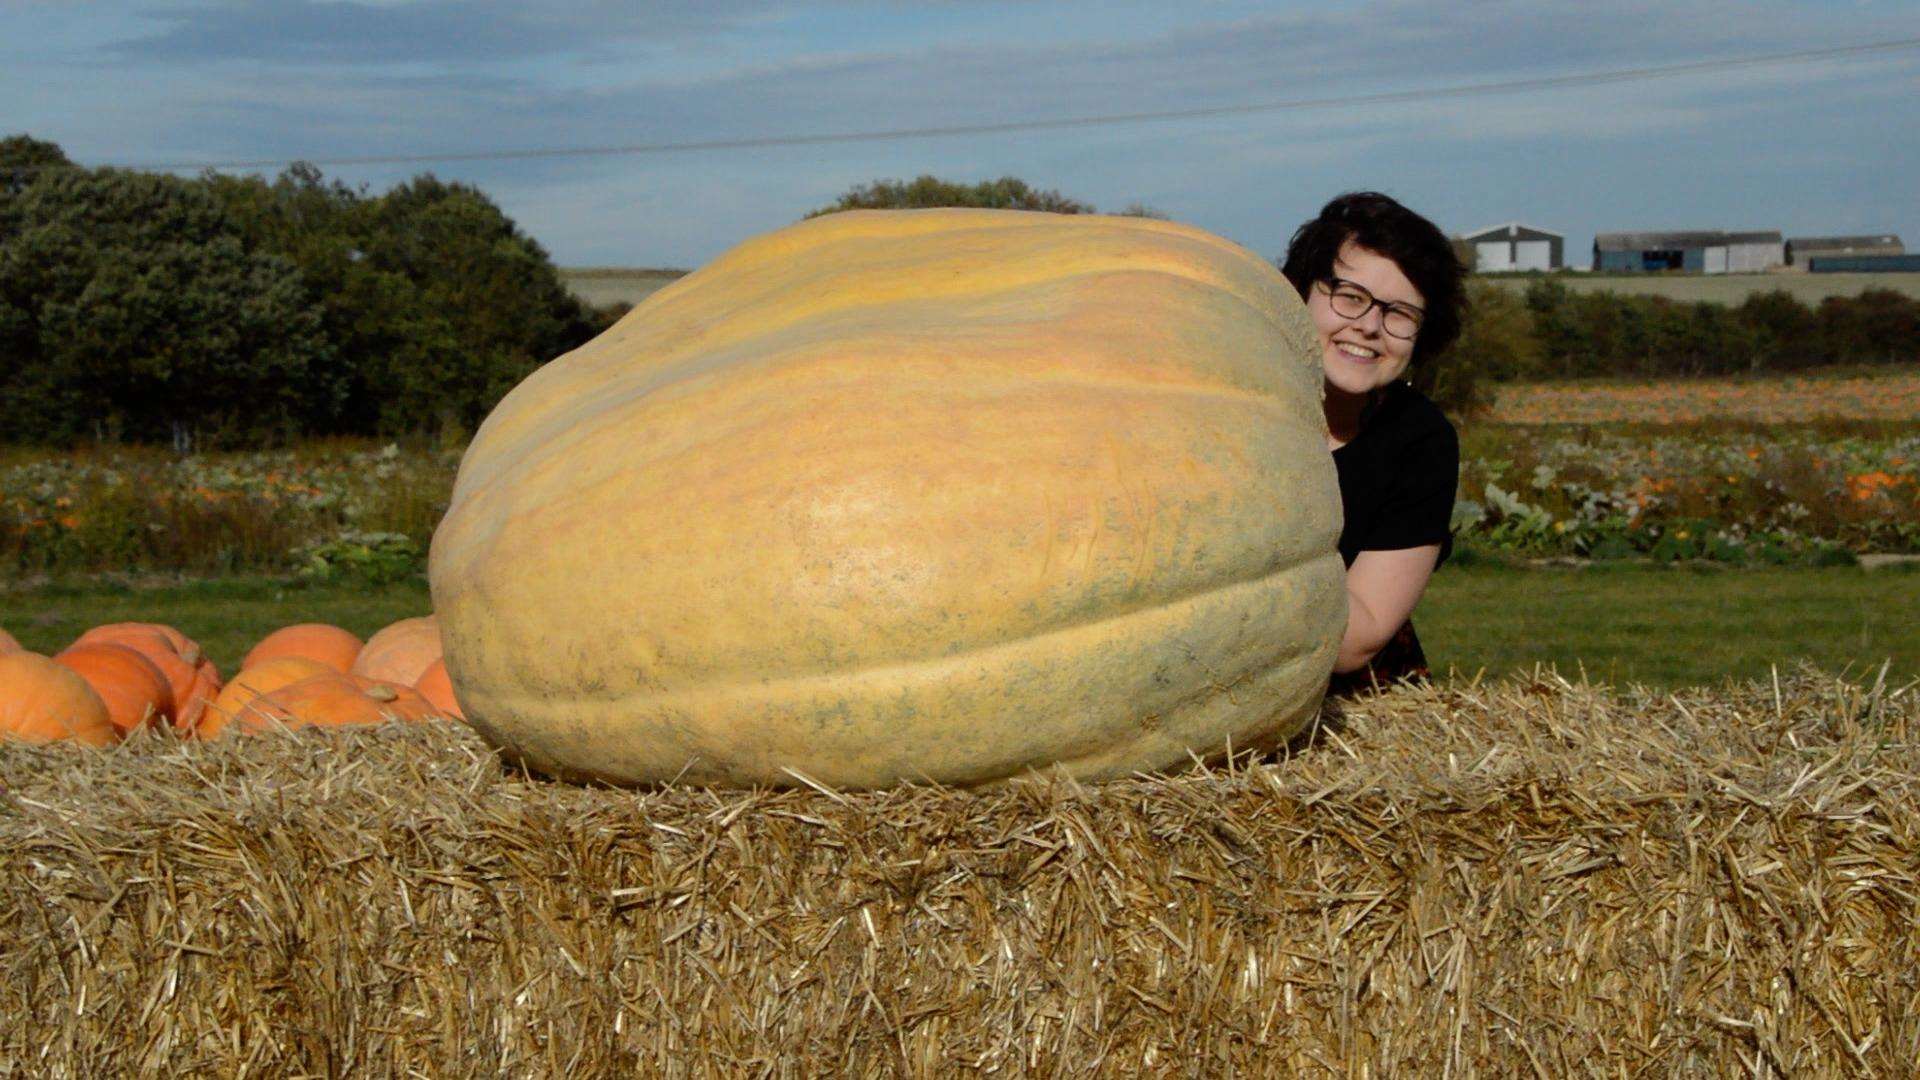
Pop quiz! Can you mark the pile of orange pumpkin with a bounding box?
[0,617,463,746]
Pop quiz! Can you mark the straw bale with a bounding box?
[2,664,1916,1076]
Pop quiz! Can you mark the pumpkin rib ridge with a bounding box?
[460,576,1339,788]
[447,368,1304,542]
[657,210,1186,304]
[445,450,1337,687]
[667,260,1285,361]
[470,353,1295,494]
[978,643,1335,786]
[453,258,1296,494]
[448,285,1318,528]
[584,261,1292,408]
[465,549,1341,708]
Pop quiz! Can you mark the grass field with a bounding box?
[0,577,430,675]
[1419,561,1920,689]
[559,267,687,308]
[1479,270,1920,304]
[7,564,1917,692]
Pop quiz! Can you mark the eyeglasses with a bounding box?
[1317,277,1424,340]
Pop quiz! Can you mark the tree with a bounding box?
[0,167,330,446]
[807,175,1099,217]
[349,174,602,436]
[206,165,606,438]
[1423,280,1532,417]
[1,148,631,446]
[0,134,73,196]
[1736,290,1817,372]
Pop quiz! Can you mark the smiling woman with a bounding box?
[1281,192,1467,693]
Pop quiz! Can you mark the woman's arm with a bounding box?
[1333,544,1441,674]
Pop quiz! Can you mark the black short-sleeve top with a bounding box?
[1331,382,1459,570]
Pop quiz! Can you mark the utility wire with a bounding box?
[68,35,1920,174]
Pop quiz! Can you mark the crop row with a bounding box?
[1454,422,1918,563]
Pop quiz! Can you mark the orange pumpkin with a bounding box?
[413,658,463,719]
[243,623,364,674]
[81,620,199,657]
[73,626,191,711]
[74,622,222,731]
[351,616,442,686]
[0,627,20,653]
[198,656,335,739]
[237,673,439,733]
[0,651,118,746]
[176,665,224,734]
[53,643,172,735]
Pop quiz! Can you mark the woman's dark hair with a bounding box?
[1280,191,1466,366]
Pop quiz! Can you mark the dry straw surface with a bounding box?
[3,667,1916,1076]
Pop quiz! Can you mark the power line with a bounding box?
[74,35,1920,173]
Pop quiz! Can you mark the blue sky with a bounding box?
[6,1,1918,268]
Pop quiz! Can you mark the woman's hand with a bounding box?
[1333,545,1441,674]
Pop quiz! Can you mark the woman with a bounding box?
[1280,192,1465,695]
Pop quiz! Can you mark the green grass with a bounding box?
[4,566,1916,693]
[0,577,431,675]
[1420,562,1920,689]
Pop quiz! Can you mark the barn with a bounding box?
[1785,234,1904,267]
[1456,223,1563,271]
[1592,230,1784,273]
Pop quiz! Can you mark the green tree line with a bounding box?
[5,140,1913,444]
[1,136,615,448]
[1438,279,1920,414]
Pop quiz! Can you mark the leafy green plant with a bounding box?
[292,530,423,585]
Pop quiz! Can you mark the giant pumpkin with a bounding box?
[430,209,1344,788]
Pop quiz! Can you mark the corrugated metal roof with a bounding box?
[1594,230,1783,251]
[1457,222,1564,242]
[1786,234,1903,251]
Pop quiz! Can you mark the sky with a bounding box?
[5,1,1919,269]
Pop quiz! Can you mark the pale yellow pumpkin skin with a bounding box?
[431,209,1344,788]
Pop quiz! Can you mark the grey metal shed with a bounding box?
[1785,234,1903,266]
[1592,230,1783,273]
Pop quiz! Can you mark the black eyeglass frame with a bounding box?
[1316,277,1425,340]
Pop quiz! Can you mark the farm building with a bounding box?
[1456,222,1563,271]
[1592,230,1783,274]
[1785,234,1903,266]
[1807,253,1920,272]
